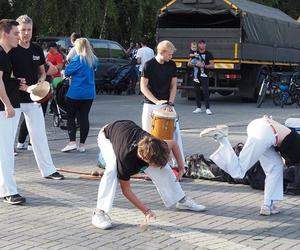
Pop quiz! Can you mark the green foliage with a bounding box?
[1,0,169,47]
[0,0,298,48]
[253,0,300,19]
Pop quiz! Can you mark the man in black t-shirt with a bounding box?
[9,15,63,181]
[0,19,27,205]
[140,40,186,167]
[92,120,206,230]
[188,40,214,115]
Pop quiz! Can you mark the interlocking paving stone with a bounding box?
[1,94,300,249]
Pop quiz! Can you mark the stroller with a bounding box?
[104,63,138,94]
[50,77,70,129]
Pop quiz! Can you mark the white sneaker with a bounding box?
[17,143,26,150]
[61,143,77,152]
[216,124,228,136]
[260,204,280,216]
[200,125,228,140]
[176,196,206,212]
[27,145,33,151]
[193,78,200,83]
[193,108,202,114]
[206,109,212,115]
[92,210,112,229]
[78,147,86,153]
[200,73,208,77]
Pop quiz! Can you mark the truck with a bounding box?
[157,0,300,100]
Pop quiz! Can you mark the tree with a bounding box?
[1,0,298,48]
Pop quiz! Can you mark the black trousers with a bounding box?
[18,101,48,144]
[66,97,93,144]
[194,76,210,109]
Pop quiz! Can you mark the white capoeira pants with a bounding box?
[210,118,284,206]
[96,131,185,213]
[0,109,21,197]
[20,103,56,177]
[141,103,186,165]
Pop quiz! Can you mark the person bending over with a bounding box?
[200,116,299,216]
[92,120,206,230]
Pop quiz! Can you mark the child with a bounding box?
[189,42,200,83]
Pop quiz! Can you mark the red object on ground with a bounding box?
[172,167,179,178]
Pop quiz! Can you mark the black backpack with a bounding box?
[232,142,265,190]
[284,165,300,195]
[244,162,265,190]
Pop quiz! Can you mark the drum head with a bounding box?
[152,109,177,119]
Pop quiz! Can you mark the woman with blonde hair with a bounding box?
[61,38,97,153]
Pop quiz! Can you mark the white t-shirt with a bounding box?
[136,46,154,72]
[66,47,77,62]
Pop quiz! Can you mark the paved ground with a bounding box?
[1,93,300,250]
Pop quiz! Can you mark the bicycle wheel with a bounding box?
[272,89,282,106]
[256,79,268,108]
[294,90,300,108]
[53,114,60,127]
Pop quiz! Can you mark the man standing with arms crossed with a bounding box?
[140,40,186,167]
[0,19,26,204]
[10,15,64,181]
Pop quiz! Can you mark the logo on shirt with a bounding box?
[33,55,40,61]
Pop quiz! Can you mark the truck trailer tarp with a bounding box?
[159,0,300,53]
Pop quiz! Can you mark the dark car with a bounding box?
[36,36,131,90]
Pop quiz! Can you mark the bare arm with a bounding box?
[205,59,214,70]
[38,64,46,82]
[56,63,63,71]
[136,57,141,65]
[169,77,177,104]
[140,77,167,105]
[125,44,133,56]
[119,179,150,214]
[46,62,59,76]
[0,71,15,118]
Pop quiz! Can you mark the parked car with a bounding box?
[36,36,132,93]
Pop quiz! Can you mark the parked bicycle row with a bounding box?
[257,70,300,108]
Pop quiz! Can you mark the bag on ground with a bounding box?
[284,165,300,195]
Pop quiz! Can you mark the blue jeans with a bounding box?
[191,58,200,78]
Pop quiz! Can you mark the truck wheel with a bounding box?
[218,90,233,96]
[187,90,195,100]
[241,97,256,103]
[240,65,269,101]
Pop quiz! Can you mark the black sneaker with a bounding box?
[3,194,26,205]
[45,172,64,180]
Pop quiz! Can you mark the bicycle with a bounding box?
[256,72,282,108]
[272,72,300,108]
